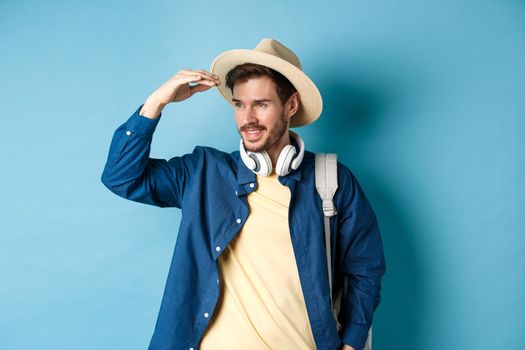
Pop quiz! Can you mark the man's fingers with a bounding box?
[176,74,218,87]
[190,78,220,89]
[154,69,220,103]
[179,69,219,80]
[178,69,220,84]
[193,69,220,81]
[190,83,213,94]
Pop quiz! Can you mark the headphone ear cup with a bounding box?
[239,137,273,176]
[275,144,297,176]
[290,132,305,170]
[239,139,257,170]
[248,153,261,172]
[256,152,272,176]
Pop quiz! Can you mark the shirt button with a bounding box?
[189,348,194,350]
[235,190,238,196]
[204,312,210,318]
[236,218,241,224]
[216,278,220,284]
[125,130,131,136]
[215,246,221,252]
[249,183,255,188]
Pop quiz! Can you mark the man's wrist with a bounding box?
[140,96,166,120]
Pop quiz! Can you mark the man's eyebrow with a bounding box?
[231,98,272,103]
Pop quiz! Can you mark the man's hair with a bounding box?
[225,63,297,105]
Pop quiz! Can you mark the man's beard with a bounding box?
[239,117,288,153]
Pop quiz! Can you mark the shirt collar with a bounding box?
[236,157,257,185]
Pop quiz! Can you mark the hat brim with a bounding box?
[210,49,322,128]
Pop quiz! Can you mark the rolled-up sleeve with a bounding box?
[336,165,386,350]
[101,104,197,208]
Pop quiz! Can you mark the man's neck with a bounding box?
[267,131,291,167]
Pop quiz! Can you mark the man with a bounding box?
[101,39,385,350]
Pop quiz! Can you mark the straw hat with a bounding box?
[210,38,323,127]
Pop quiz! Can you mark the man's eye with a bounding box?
[234,103,243,108]
[256,103,266,107]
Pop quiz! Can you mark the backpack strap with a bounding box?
[315,153,373,350]
[314,153,338,303]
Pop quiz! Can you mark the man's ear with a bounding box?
[286,92,300,118]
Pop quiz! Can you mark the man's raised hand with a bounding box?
[140,69,221,119]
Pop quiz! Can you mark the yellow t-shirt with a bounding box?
[200,173,316,350]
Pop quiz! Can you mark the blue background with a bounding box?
[1,0,524,349]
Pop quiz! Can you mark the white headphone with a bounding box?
[239,131,305,177]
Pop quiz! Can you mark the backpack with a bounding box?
[315,153,372,350]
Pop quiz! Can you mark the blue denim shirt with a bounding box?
[101,105,385,350]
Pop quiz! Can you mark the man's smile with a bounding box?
[240,125,267,142]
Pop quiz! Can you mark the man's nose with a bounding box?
[242,106,258,124]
